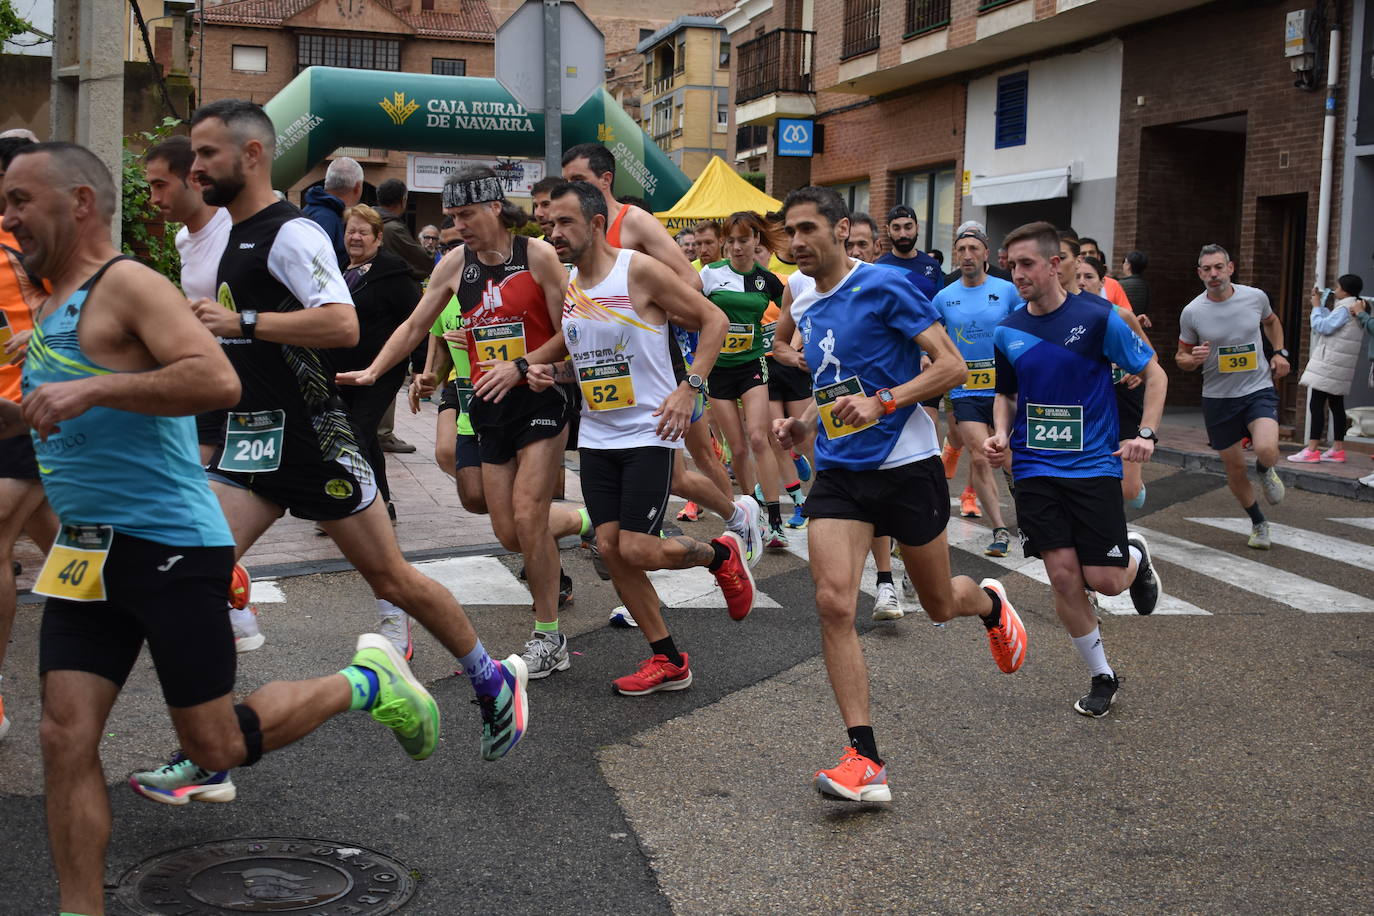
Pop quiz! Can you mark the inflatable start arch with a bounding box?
[264,67,693,211]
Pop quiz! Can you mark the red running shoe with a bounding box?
[676,501,701,521]
[710,531,756,621]
[814,747,891,802]
[228,563,251,610]
[613,653,692,696]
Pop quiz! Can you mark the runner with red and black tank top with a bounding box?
[560,145,760,577]
[340,165,591,681]
[185,101,529,767]
[527,179,756,696]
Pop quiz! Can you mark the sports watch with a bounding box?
[513,357,530,377]
[1137,427,1158,442]
[239,310,259,339]
[876,388,897,414]
[1275,348,1290,359]
[686,373,706,393]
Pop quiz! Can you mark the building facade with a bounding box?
[637,16,732,180]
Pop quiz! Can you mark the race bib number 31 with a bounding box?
[815,376,878,440]
[34,524,112,602]
[472,322,527,362]
[1218,343,1258,373]
[579,359,635,411]
[964,358,995,391]
[218,409,285,473]
[1027,403,1084,451]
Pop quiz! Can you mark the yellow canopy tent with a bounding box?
[655,156,782,230]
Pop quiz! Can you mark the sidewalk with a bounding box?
[11,392,1372,591]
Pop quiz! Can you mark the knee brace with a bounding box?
[234,703,264,767]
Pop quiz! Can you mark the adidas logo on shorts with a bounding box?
[1106,545,1123,559]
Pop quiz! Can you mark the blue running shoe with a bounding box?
[1126,485,1147,510]
[129,752,236,806]
[786,503,807,529]
[477,654,529,761]
[792,452,812,483]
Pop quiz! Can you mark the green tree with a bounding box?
[0,0,37,43]
[121,118,183,284]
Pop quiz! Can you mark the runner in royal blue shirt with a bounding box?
[985,221,1167,719]
[770,187,1028,806]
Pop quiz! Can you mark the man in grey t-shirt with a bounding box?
[1176,244,1291,549]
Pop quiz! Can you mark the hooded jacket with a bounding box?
[302,186,346,263]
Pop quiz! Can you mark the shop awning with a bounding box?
[970,166,1070,207]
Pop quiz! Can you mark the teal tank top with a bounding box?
[21,258,234,547]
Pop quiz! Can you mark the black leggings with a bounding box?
[1308,388,1348,442]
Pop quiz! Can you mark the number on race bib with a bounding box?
[218,409,286,474]
[578,359,636,411]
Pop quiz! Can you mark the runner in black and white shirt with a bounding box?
[172,101,530,797]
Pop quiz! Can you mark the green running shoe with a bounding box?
[351,633,440,761]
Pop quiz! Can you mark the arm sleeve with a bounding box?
[1310,306,1350,335]
[992,329,1017,396]
[1258,289,1274,320]
[884,276,938,341]
[763,270,785,305]
[1104,310,1154,373]
[266,219,354,309]
[1178,306,1198,345]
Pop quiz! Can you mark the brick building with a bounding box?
[637,16,732,180]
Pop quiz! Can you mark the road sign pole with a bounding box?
[543,0,562,179]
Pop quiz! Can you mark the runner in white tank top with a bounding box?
[526,181,759,696]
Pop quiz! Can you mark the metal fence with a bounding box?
[737,28,815,104]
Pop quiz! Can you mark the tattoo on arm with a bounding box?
[669,536,717,569]
[551,361,575,383]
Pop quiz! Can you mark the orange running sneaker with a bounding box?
[960,486,981,518]
[814,747,890,802]
[0,693,10,740]
[981,578,1027,673]
[676,501,701,522]
[710,531,756,621]
[228,563,251,610]
[613,653,692,696]
[940,439,961,479]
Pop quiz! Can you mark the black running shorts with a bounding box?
[469,384,570,465]
[195,409,227,448]
[766,358,812,403]
[1202,388,1278,451]
[804,455,950,547]
[1013,475,1129,568]
[39,532,237,708]
[0,434,39,480]
[579,445,675,536]
[208,450,377,522]
[708,358,768,401]
[1115,381,1145,442]
[455,432,480,471]
[951,396,994,426]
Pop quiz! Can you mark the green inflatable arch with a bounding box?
[265,66,692,211]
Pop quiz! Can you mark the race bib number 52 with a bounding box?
[579,359,635,411]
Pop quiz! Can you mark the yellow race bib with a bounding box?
[722,323,755,355]
[34,524,113,603]
[1217,343,1258,373]
[964,358,996,391]
[472,322,527,363]
[814,376,878,440]
[579,359,636,411]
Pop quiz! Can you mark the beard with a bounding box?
[891,236,917,254]
[200,162,247,207]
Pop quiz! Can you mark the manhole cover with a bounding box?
[113,837,416,914]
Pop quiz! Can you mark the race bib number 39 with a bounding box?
[218,409,285,473]
[472,322,527,362]
[1218,343,1258,373]
[723,323,755,355]
[579,359,635,411]
[34,524,112,602]
[964,358,995,391]
[815,376,878,440]
[1027,403,1084,451]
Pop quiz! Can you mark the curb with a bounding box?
[1153,446,1374,503]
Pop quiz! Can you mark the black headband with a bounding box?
[442,176,504,208]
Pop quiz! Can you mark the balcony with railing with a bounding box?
[737,28,815,104]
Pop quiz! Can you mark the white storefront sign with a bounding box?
[406,154,545,196]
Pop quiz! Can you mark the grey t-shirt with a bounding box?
[1178,283,1274,399]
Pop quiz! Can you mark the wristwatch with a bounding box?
[239,310,258,339]
[1275,348,1290,359]
[876,388,897,415]
[1137,427,1158,442]
[685,373,706,393]
[513,356,530,377]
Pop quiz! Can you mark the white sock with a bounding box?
[377,598,404,618]
[1072,626,1114,678]
[1128,545,1143,568]
[727,503,746,530]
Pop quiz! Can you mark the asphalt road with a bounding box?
[0,464,1371,915]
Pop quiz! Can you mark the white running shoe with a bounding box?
[377,607,413,660]
[230,605,264,653]
[728,497,764,568]
[609,605,639,627]
[520,631,570,679]
[900,572,916,600]
[871,582,903,621]
[1257,466,1286,505]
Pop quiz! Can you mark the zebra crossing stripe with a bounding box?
[246,578,285,603]
[943,518,1210,616]
[1131,526,1374,614]
[413,556,545,606]
[1187,518,1373,568]
[1330,517,1374,533]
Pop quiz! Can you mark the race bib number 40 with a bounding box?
[723,323,755,355]
[34,524,112,602]
[218,409,285,473]
[472,322,527,362]
[964,358,995,391]
[579,359,635,411]
[1027,403,1083,451]
[815,376,878,440]
[1218,343,1258,373]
